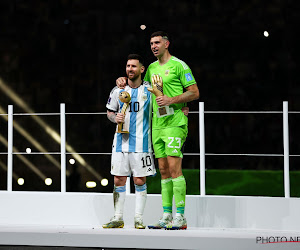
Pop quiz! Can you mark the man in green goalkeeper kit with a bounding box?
[117,31,199,230]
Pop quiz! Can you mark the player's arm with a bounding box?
[107,110,125,123]
[107,87,126,123]
[156,84,199,106]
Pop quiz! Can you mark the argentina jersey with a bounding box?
[106,82,152,153]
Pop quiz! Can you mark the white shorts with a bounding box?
[111,152,156,177]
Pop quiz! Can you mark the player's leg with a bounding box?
[103,152,129,229]
[149,129,173,229]
[133,176,147,229]
[102,175,127,228]
[113,176,127,219]
[148,157,173,229]
[164,126,188,230]
[165,156,187,230]
[158,158,173,214]
[133,177,146,219]
[131,152,156,229]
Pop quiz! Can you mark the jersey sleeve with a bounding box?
[106,87,119,112]
[178,65,197,88]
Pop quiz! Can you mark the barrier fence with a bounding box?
[1,101,299,197]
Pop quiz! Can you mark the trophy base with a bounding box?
[116,130,129,134]
[157,106,174,118]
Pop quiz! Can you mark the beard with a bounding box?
[127,72,138,81]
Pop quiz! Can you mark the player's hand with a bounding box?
[181,106,189,116]
[116,77,127,89]
[115,113,125,123]
[156,95,173,106]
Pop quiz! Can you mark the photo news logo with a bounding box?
[256,236,300,244]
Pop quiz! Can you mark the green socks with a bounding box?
[172,175,186,214]
[161,177,173,213]
[161,175,186,215]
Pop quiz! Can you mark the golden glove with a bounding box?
[148,74,163,97]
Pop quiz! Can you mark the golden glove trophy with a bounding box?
[148,74,164,97]
[148,74,174,118]
[116,91,131,133]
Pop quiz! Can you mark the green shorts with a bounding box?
[152,125,188,158]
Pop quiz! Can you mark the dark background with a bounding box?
[0,0,299,192]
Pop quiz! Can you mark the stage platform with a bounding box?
[0,224,300,250]
[0,192,300,249]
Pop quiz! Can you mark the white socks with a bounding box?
[113,185,126,219]
[135,183,147,218]
[113,183,147,219]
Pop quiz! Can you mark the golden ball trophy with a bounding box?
[116,91,131,133]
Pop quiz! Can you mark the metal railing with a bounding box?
[199,101,298,198]
[1,101,299,197]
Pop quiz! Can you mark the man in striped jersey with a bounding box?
[103,54,156,229]
[117,31,199,230]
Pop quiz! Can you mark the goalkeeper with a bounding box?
[117,31,199,230]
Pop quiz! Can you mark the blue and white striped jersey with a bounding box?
[106,82,152,153]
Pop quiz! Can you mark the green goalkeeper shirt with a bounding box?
[144,56,197,129]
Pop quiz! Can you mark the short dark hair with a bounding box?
[150,31,169,41]
[127,54,144,66]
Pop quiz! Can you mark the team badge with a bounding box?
[142,93,148,101]
[165,70,169,76]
